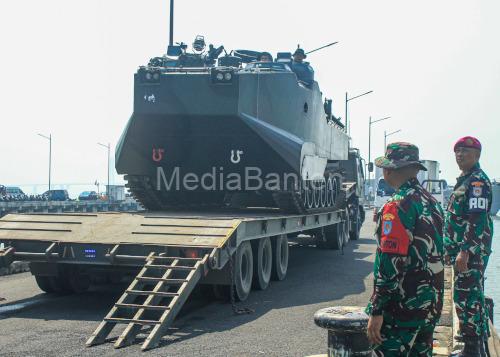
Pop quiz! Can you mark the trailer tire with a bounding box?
[349,212,361,241]
[342,208,350,246]
[211,284,230,302]
[271,234,289,281]
[66,274,91,294]
[318,223,342,250]
[234,241,253,302]
[252,237,272,290]
[34,275,57,293]
[35,275,71,294]
[60,266,91,294]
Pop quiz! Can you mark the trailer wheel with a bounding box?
[271,234,289,281]
[34,275,57,293]
[234,241,253,302]
[66,274,91,294]
[211,285,230,302]
[252,237,272,290]
[317,223,342,250]
[60,266,91,294]
[34,275,71,294]
[342,208,350,245]
[349,211,361,241]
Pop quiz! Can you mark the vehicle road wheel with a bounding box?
[321,223,342,250]
[34,275,56,293]
[271,234,289,281]
[233,241,253,302]
[35,275,71,294]
[61,266,91,294]
[211,284,230,302]
[252,237,273,290]
[342,208,350,246]
[349,210,361,241]
[315,227,328,249]
[67,274,91,294]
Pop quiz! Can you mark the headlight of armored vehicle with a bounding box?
[139,67,161,84]
[211,68,234,85]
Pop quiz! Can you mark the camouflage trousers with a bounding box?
[372,323,434,356]
[454,253,489,337]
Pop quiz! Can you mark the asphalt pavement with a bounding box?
[0,221,377,357]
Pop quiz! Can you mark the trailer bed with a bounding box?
[0,208,346,351]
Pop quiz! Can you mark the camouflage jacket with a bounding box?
[444,163,493,258]
[366,178,445,328]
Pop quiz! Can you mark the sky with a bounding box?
[1,0,499,196]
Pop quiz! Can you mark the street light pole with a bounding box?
[38,133,52,191]
[384,129,402,149]
[368,116,391,168]
[98,142,111,200]
[345,90,373,135]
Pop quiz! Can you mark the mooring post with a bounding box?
[314,306,371,356]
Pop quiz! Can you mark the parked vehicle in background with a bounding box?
[6,187,25,196]
[422,179,448,208]
[78,191,99,201]
[0,185,6,197]
[416,160,440,188]
[372,159,443,219]
[43,190,70,201]
[373,177,395,214]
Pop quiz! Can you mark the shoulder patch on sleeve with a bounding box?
[467,180,489,212]
[380,201,410,255]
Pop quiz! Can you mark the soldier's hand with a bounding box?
[445,255,451,266]
[367,315,383,345]
[455,251,469,272]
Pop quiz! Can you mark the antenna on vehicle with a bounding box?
[305,42,339,55]
[169,0,174,46]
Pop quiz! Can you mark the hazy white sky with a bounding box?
[1,0,499,195]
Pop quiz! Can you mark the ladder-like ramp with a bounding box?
[86,252,211,350]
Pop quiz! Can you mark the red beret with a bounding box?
[454,136,481,152]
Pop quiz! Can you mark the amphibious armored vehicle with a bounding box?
[116,38,350,213]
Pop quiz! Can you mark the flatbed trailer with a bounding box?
[0,184,362,351]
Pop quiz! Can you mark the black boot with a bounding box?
[456,336,482,357]
[480,336,488,357]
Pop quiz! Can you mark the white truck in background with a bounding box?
[372,160,447,219]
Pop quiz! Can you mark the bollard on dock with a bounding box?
[314,306,371,356]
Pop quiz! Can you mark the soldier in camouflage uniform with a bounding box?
[366,142,444,356]
[444,136,493,357]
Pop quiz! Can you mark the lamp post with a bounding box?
[384,129,402,149]
[97,142,110,200]
[345,90,373,135]
[38,133,52,191]
[368,116,391,173]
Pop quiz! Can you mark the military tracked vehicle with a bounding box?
[115,36,351,213]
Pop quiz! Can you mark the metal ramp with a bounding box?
[86,252,211,351]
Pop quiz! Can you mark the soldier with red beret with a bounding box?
[444,136,494,356]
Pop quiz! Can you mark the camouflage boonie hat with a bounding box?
[375,142,427,171]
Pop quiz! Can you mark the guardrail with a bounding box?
[0,200,142,218]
